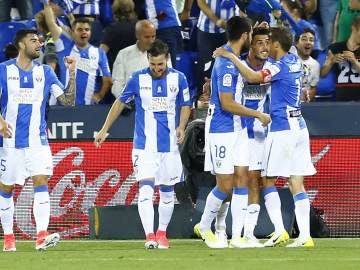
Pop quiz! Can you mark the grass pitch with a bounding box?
[0,239,359,270]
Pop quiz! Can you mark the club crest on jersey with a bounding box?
[222,73,232,87]
[157,86,162,93]
[35,74,43,82]
[216,160,222,168]
[24,76,28,83]
[169,85,178,93]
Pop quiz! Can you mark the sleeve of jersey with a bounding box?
[216,63,237,93]
[119,75,137,104]
[98,48,111,77]
[178,73,192,106]
[47,67,65,98]
[265,63,281,81]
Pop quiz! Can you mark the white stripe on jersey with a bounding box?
[139,73,157,152]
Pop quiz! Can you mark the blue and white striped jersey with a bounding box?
[119,68,191,153]
[208,44,245,133]
[55,33,111,105]
[145,0,181,29]
[197,0,239,34]
[54,0,99,16]
[267,53,306,131]
[0,59,64,148]
[242,57,271,139]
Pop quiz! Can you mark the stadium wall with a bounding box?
[4,103,360,239]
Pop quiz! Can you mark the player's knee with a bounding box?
[138,181,155,202]
[159,185,174,205]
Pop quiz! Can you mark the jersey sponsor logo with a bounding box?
[140,86,152,91]
[222,73,232,87]
[76,57,97,76]
[14,88,42,104]
[148,97,174,112]
[243,83,269,100]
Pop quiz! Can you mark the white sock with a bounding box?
[231,187,248,238]
[0,192,14,234]
[158,186,175,232]
[244,203,260,238]
[199,187,227,231]
[294,192,311,241]
[215,202,230,234]
[263,186,285,234]
[33,186,50,233]
[137,183,154,236]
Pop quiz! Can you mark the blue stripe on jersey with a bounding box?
[0,65,9,147]
[134,97,146,150]
[76,69,88,105]
[154,112,170,152]
[15,104,32,148]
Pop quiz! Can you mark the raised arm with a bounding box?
[57,57,76,106]
[197,0,226,29]
[43,2,62,41]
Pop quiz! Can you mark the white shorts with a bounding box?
[131,149,183,186]
[249,138,265,171]
[262,128,316,178]
[204,129,249,174]
[0,146,53,186]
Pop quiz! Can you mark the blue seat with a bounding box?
[0,21,29,62]
[176,51,199,103]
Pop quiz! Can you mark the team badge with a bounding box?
[222,73,232,87]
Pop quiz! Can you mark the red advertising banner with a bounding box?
[6,138,360,239]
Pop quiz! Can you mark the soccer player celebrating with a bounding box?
[214,27,316,248]
[194,16,270,249]
[0,29,76,252]
[94,39,191,249]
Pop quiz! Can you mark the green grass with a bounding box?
[1,239,359,270]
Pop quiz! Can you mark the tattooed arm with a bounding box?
[57,56,76,106]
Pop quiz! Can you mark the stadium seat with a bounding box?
[176,51,199,103]
[0,21,29,62]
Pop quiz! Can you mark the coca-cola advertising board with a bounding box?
[6,138,360,239]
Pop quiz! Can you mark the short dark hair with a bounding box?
[251,27,270,44]
[147,39,169,57]
[4,43,18,60]
[13,29,38,50]
[226,16,252,42]
[71,17,92,29]
[295,28,315,43]
[270,27,293,52]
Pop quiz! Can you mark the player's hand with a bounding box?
[254,21,269,29]
[94,129,109,147]
[258,113,271,126]
[0,120,13,138]
[342,51,357,64]
[212,47,233,60]
[91,92,104,104]
[64,56,76,76]
[176,127,185,144]
[301,88,311,103]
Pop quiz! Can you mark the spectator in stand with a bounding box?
[280,0,321,51]
[0,0,32,22]
[100,0,137,72]
[321,16,360,101]
[144,0,183,67]
[318,0,337,48]
[111,20,159,99]
[295,28,320,101]
[43,2,112,105]
[196,0,240,100]
[334,0,360,43]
